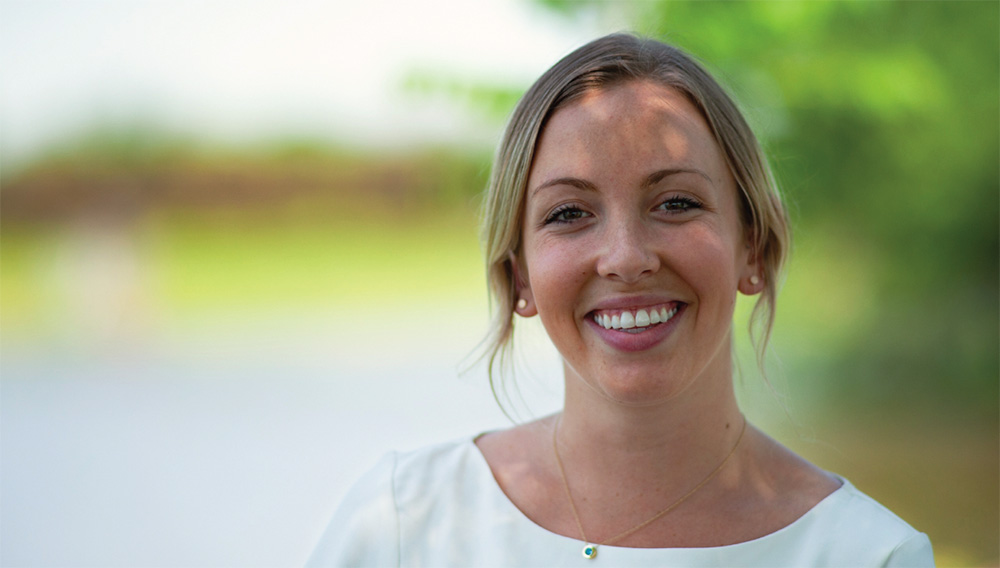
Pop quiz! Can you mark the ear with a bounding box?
[737,242,765,296]
[509,252,537,317]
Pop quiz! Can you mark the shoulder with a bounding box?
[765,478,934,567]
[830,480,934,565]
[739,432,934,566]
[306,438,482,567]
[391,437,489,510]
[305,451,399,567]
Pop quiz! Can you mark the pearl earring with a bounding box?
[517,298,528,310]
[749,275,760,286]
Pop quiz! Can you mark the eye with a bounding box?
[656,196,703,214]
[545,204,591,225]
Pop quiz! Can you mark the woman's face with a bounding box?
[517,80,758,406]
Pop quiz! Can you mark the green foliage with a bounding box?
[399,1,1000,420]
[402,68,528,125]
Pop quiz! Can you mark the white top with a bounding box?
[307,437,934,567]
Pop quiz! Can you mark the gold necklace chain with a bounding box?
[551,416,748,560]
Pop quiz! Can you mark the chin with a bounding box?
[590,369,696,407]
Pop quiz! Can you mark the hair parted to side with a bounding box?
[479,33,790,409]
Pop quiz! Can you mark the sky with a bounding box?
[1,0,618,164]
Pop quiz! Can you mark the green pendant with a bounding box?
[582,545,597,559]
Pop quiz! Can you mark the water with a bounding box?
[1,306,563,566]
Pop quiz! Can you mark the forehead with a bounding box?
[529,80,728,186]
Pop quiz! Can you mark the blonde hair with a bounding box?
[480,33,790,404]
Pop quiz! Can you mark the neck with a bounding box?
[555,358,745,489]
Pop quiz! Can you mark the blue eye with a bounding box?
[545,205,590,224]
[657,196,702,213]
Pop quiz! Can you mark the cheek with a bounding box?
[670,226,743,292]
[531,255,586,301]
[525,237,590,309]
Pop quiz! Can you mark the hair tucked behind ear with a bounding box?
[479,33,790,414]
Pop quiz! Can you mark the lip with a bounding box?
[585,299,686,353]
[589,294,681,312]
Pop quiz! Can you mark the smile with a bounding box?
[591,304,680,333]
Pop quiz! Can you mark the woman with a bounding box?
[308,33,933,567]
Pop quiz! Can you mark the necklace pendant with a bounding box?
[582,545,597,559]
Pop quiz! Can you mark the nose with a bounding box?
[595,219,660,283]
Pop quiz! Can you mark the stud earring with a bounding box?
[517,298,528,310]
[749,275,760,286]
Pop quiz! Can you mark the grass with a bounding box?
[1,208,486,333]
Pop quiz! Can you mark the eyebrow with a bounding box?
[530,176,597,197]
[643,168,713,187]
[530,168,712,197]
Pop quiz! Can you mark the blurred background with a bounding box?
[1,0,996,566]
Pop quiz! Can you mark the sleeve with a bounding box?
[884,532,935,568]
[305,452,400,568]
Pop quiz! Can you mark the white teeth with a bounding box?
[595,305,680,331]
[620,312,635,329]
[634,309,650,327]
